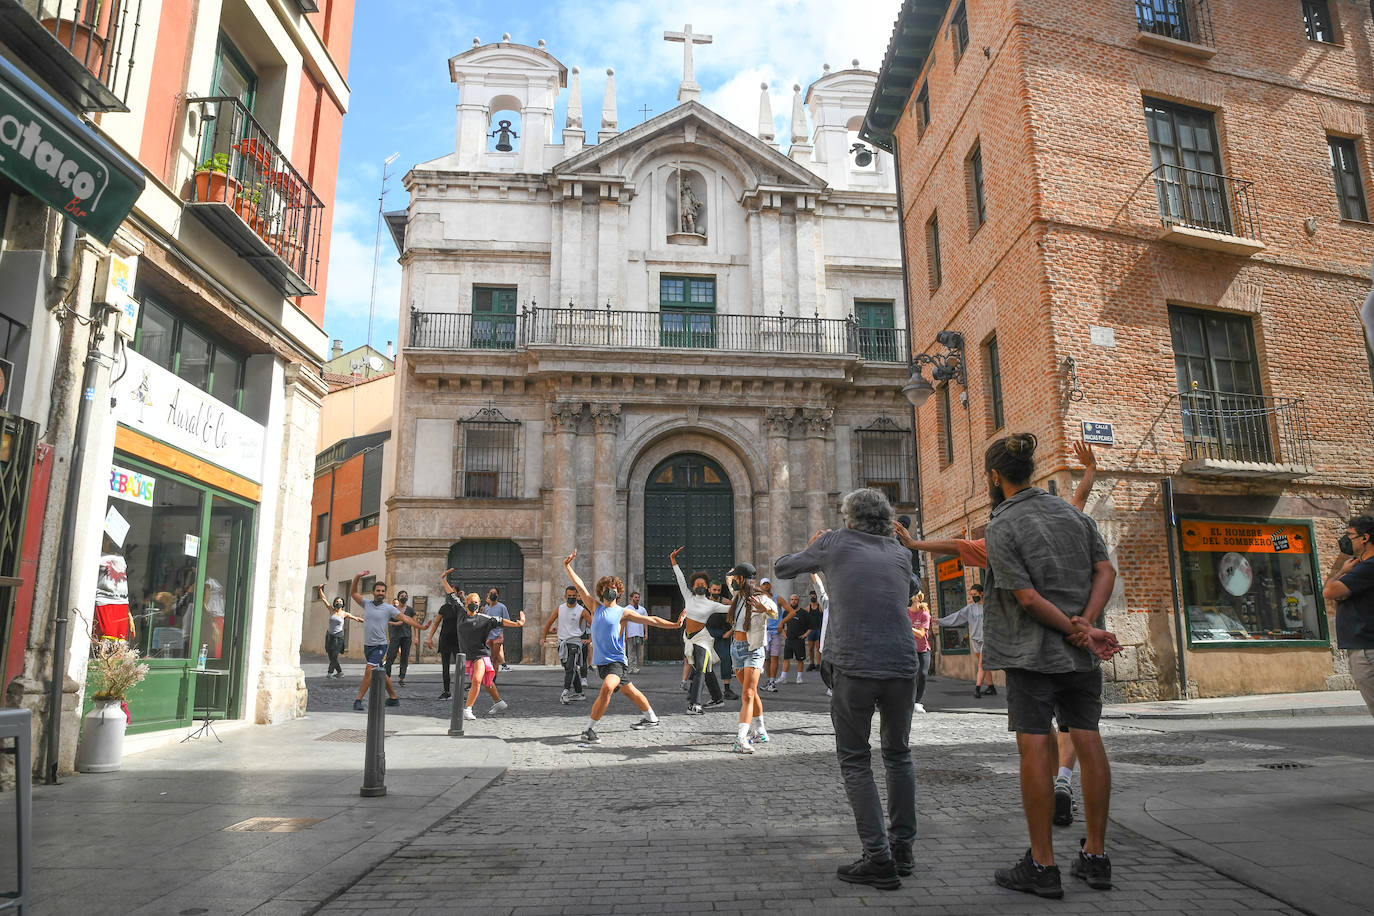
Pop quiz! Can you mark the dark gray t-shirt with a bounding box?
[983,487,1109,674]
[773,527,919,679]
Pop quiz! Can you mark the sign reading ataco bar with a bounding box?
[0,55,144,244]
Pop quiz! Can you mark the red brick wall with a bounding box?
[893,0,1374,700]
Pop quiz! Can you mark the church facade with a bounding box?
[386,34,914,660]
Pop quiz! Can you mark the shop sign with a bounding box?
[936,555,964,582]
[109,463,155,505]
[98,254,140,339]
[1081,421,1114,446]
[0,56,145,245]
[1180,520,1310,555]
[114,349,265,483]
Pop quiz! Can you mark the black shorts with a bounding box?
[597,662,630,689]
[783,638,807,660]
[1005,668,1103,735]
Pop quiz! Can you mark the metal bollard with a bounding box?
[360,668,387,797]
[0,708,32,914]
[448,652,467,736]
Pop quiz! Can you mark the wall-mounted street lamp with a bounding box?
[902,330,967,407]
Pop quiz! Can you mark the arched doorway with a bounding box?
[447,539,525,662]
[642,453,733,660]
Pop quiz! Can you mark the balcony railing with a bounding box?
[182,96,325,296]
[1180,389,1312,475]
[1136,0,1214,48]
[1152,164,1263,251]
[2,0,143,111]
[408,307,910,362]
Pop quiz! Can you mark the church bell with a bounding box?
[491,120,518,152]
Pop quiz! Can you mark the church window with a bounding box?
[472,286,518,349]
[456,408,521,499]
[659,276,717,349]
[857,417,911,504]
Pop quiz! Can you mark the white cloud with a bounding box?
[322,212,402,351]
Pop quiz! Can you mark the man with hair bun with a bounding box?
[980,433,1121,899]
[774,487,919,891]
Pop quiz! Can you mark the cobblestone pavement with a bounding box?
[308,661,1309,915]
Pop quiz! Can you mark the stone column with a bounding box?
[764,407,795,585]
[802,408,834,536]
[590,403,621,581]
[547,401,582,663]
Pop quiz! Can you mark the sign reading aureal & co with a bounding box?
[0,55,144,244]
[114,349,266,484]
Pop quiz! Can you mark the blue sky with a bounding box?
[322,0,904,353]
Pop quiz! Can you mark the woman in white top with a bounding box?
[724,561,777,754]
[316,585,362,677]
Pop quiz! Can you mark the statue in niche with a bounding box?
[669,167,707,242]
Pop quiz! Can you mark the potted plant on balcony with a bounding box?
[41,0,116,80]
[76,639,149,773]
[191,153,239,205]
[233,181,265,231]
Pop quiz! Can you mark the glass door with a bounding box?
[1146,99,1229,233]
[201,495,254,719]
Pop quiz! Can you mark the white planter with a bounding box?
[76,698,127,773]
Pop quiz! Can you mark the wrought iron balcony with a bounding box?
[1135,1,1215,54]
[0,0,143,111]
[408,306,910,363]
[1179,388,1313,479]
[1151,164,1264,255]
[182,96,325,297]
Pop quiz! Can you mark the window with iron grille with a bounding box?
[938,384,955,467]
[456,408,521,498]
[1328,137,1368,222]
[1303,0,1335,42]
[985,335,1005,430]
[857,418,912,504]
[926,213,942,291]
[951,2,970,59]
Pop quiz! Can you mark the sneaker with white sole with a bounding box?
[580,726,600,744]
[796,674,804,685]
[750,731,770,744]
[462,707,476,720]
[763,681,778,692]
[570,692,586,702]
[499,664,511,672]
[488,700,508,716]
[826,688,833,697]
[733,739,754,754]
[560,690,571,705]
[686,704,704,715]
[630,717,661,730]
[914,703,927,713]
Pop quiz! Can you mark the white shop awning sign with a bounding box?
[113,349,265,483]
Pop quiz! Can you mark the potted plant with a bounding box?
[192,153,239,205]
[233,181,265,230]
[41,0,116,80]
[76,640,149,773]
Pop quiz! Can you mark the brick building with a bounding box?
[863,0,1374,700]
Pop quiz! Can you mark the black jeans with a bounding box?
[915,650,931,703]
[560,640,584,692]
[688,644,722,705]
[385,636,411,680]
[830,668,918,861]
[711,633,734,682]
[325,633,344,675]
[440,649,457,693]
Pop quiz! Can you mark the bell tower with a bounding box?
[448,35,568,172]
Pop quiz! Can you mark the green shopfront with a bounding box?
[89,348,266,734]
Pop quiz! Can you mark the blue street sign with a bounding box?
[1081,421,1114,446]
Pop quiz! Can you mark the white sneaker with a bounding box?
[560,689,571,705]
[733,738,754,755]
[796,674,804,685]
[825,688,833,697]
[763,681,778,693]
[914,703,927,713]
[462,707,476,720]
[488,700,508,716]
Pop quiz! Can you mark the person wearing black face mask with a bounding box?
[670,547,724,713]
[316,585,362,678]
[456,590,526,719]
[1322,514,1374,718]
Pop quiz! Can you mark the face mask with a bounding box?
[694,586,708,596]
[1340,535,1355,556]
[601,589,619,604]
[333,603,344,611]
[566,597,577,606]
[466,602,479,612]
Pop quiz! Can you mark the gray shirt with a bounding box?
[983,487,1109,674]
[485,601,509,638]
[937,602,984,643]
[774,527,919,679]
[362,598,397,646]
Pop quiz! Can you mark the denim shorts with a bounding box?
[730,641,766,671]
[363,644,386,666]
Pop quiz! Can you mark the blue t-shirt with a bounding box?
[590,603,627,665]
[485,601,509,637]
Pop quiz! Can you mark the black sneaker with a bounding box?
[837,855,901,891]
[723,687,739,700]
[974,686,984,698]
[1053,787,1074,827]
[703,698,725,709]
[629,717,661,730]
[384,698,399,707]
[1070,840,1112,890]
[579,726,600,744]
[994,849,1063,899]
[892,844,914,877]
[438,691,452,700]
[984,684,997,696]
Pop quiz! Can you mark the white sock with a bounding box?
[752,715,766,734]
[1057,767,1073,787]
[737,722,750,742]
[587,716,597,730]
[464,706,472,712]
[645,707,658,722]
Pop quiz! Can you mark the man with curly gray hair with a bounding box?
[773,487,920,891]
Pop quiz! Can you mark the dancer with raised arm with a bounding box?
[315,585,361,678]
[426,569,463,700]
[457,591,526,719]
[723,562,777,753]
[670,547,724,715]
[541,583,592,704]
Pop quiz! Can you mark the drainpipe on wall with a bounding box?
[889,135,926,589]
[1160,477,1189,700]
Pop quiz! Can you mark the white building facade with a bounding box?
[387,37,914,661]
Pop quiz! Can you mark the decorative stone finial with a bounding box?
[472,37,481,47]
[823,63,831,72]
[758,82,775,143]
[567,66,583,129]
[601,68,618,131]
[851,58,859,68]
[790,83,808,145]
[538,39,546,49]
[502,32,511,42]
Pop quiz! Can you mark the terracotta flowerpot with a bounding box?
[193,171,239,205]
[42,2,117,79]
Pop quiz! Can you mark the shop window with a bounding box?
[857,417,911,504]
[133,293,246,411]
[1328,136,1368,222]
[935,554,969,654]
[1303,0,1335,43]
[456,407,520,498]
[1178,518,1327,645]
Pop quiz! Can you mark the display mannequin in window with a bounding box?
[94,535,135,644]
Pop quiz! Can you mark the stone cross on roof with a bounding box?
[664,23,713,103]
